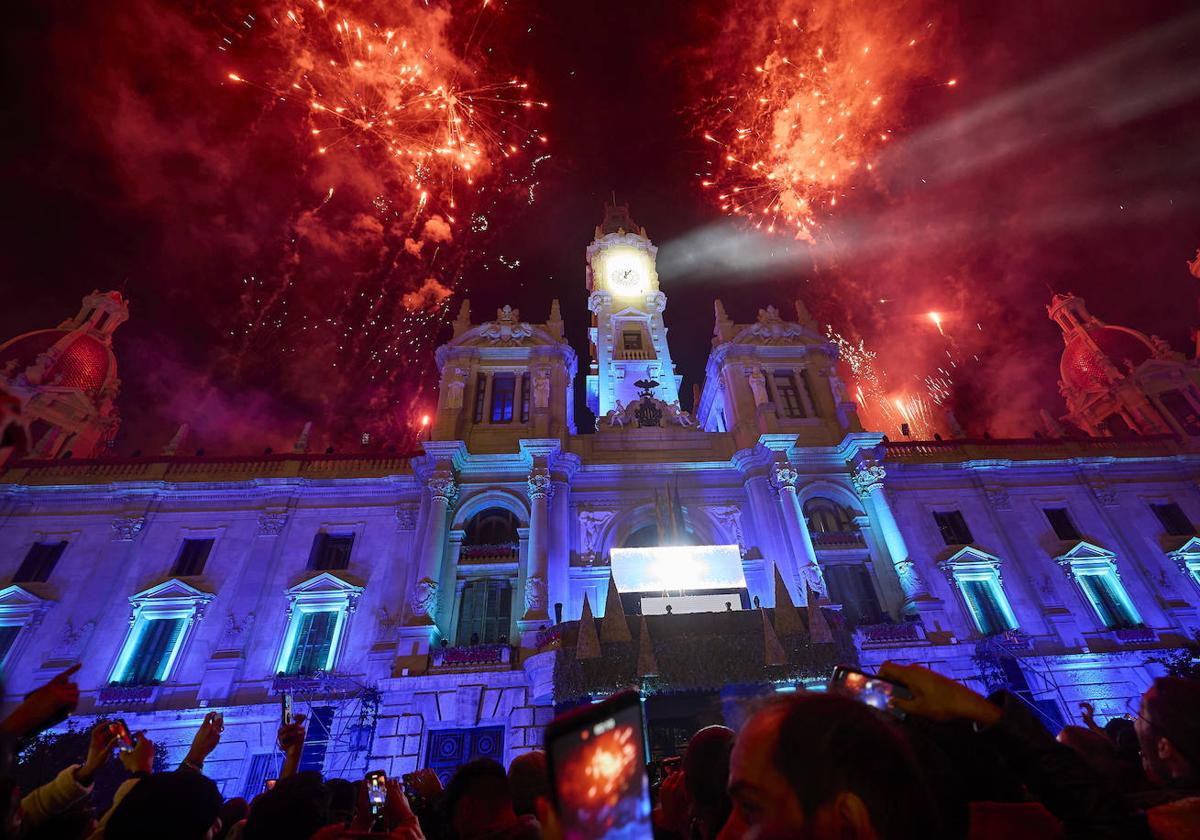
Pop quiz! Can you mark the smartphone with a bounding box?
[264,778,277,792]
[545,689,653,840]
[109,719,135,753]
[829,665,912,715]
[401,771,424,811]
[282,692,293,726]
[366,770,387,814]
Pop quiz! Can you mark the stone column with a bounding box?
[850,461,930,612]
[406,466,457,627]
[522,462,553,622]
[770,460,826,596]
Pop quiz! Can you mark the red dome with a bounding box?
[1060,326,1154,391]
[0,329,115,393]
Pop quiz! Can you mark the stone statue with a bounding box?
[524,576,547,614]
[747,368,768,406]
[444,367,467,409]
[532,368,551,409]
[579,510,614,557]
[409,578,439,619]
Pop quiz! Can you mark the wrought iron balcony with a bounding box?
[811,530,867,549]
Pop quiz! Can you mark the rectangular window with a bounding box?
[120,617,185,685]
[490,373,515,424]
[1077,573,1138,630]
[824,564,883,627]
[520,372,531,423]
[1043,509,1080,541]
[0,626,21,666]
[456,579,513,645]
[933,510,973,546]
[472,373,487,423]
[622,331,643,351]
[171,538,214,577]
[772,371,805,418]
[1151,503,1194,537]
[960,579,1015,636]
[286,610,338,675]
[13,541,66,584]
[308,533,354,571]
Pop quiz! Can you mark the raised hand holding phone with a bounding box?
[278,711,307,779]
[1,663,81,737]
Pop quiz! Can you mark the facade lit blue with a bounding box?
[2,208,1200,795]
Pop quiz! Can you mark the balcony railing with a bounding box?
[98,684,157,707]
[617,349,652,360]
[1112,626,1157,645]
[811,530,867,549]
[459,544,519,563]
[432,644,512,668]
[856,621,924,644]
[885,434,1180,464]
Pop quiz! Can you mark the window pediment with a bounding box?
[130,578,214,612]
[285,571,364,613]
[1054,540,1118,574]
[1167,536,1200,561]
[938,546,1003,577]
[0,584,52,623]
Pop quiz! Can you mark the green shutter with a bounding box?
[126,618,185,684]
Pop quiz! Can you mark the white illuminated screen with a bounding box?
[641,594,741,615]
[609,545,746,593]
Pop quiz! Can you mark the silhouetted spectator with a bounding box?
[507,751,548,818]
[104,771,222,840]
[445,758,539,840]
[243,771,332,840]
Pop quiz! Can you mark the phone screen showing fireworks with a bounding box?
[546,690,652,840]
[829,665,911,714]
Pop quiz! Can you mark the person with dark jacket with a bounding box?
[880,662,1151,840]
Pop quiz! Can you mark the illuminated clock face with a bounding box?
[609,264,645,294]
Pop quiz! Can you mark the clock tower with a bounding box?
[585,202,681,420]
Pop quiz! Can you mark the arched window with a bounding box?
[622,524,698,548]
[803,497,856,534]
[464,508,519,547]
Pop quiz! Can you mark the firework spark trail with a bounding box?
[699,0,947,240]
[217,0,547,444]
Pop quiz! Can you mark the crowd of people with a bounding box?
[1,659,1197,839]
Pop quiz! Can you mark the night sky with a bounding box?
[2,1,1198,453]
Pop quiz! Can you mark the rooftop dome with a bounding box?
[1060,325,1155,391]
[0,329,117,393]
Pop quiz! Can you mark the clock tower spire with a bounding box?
[584,201,681,420]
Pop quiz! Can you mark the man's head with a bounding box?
[446,758,518,839]
[718,693,937,840]
[1136,677,1200,783]
[105,771,224,840]
[243,771,332,840]
[508,750,548,817]
[684,725,735,839]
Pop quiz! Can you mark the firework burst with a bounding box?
[699,0,947,239]
[216,0,548,446]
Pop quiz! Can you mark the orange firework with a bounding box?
[226,0,547,217]
[699,0,946,240]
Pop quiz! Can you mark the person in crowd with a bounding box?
[325,779,355,828]
[1127,677,1200,838]
[214,798,247,840]
[445,759,540,840]
[716,691,939,840]
[879,662,1152,839]
[103,770,223,840]
[507,752,548,819]
[655,726,735,840]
